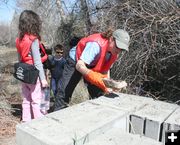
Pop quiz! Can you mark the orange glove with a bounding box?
[84,70,108,93]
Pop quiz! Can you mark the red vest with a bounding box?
[16,34,47,64]
[76,33,117,73]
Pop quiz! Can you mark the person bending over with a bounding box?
[54,29,130,111]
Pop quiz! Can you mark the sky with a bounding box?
[0,0,96,24]
[0,0,73,24]
[0,0,16,24]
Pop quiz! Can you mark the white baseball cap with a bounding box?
[113,29,130,51]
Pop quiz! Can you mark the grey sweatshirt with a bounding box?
[31,39,46,81]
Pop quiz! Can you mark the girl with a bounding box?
[16,10,48,122]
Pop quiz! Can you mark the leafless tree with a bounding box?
[9,10,19,47]
[0,23,11,46]
[14,0,64,47]
[80,0,92,35]
[1,0,179,102]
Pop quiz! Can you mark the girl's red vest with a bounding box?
[16,34,47,64]
[76,33,117,73]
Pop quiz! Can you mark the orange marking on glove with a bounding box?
[85,70,108,93]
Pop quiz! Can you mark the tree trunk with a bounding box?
[56,0,66,23]
[80,0,92,35]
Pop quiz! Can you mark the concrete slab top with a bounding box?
[89,93,153,112]
[164,107,180,125]
[85,128,163,145]
[132,100,178,122]
[16,93,178,145]
[16,101,128,145]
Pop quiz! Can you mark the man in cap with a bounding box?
[54,29,130,111]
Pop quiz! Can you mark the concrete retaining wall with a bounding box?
[16,93,179,145]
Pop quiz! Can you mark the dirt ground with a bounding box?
[0,78,21,145]
[0,48,21,145]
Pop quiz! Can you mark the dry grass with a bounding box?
[0,48,21,145]
[0,113,19,137]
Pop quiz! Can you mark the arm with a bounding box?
[75,59,90,75]
[17,53,21,62]
[31,39,48,87]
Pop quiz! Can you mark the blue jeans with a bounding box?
[51,78,63,97]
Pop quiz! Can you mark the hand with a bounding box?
[103,78,127,91]
[84,70,109,93]
[41,79,48,88]
[113,81,127,92]
[118,81,127,88]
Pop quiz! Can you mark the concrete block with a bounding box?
[162,107,180,143]
[145,119,162,140]
[129,100,178,141]
[16,101,128,145]
[16,94,175,145]
[129,115,145,135]
[85,128,163,145]
[164,107,180,129]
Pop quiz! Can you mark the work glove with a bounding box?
[84,70,109,93]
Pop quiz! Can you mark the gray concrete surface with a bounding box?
[89,93,153,112]
[162,107,180,143]
[85,128,162,145]
[164,107,180,130]
[16,101,128,145]
[16,93,179,145]
[129,100,178,141]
